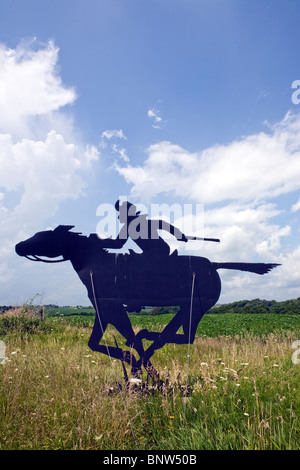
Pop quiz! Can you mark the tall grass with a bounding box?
[0,313,299,450]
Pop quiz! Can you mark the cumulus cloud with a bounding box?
[115,112,300,301]
[0,39,99,303]
[117,111,300,204]
[0,131,97,230]
[0,39,76,135]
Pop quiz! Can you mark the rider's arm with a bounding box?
[100,225,129,248]
[158,220,188,242]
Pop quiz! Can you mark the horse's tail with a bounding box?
[212,262,281,275]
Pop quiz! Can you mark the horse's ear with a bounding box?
[54,225,75,233]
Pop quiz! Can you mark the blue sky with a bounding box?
[1,0,300,305]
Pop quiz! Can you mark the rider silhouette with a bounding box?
[112,200,188,257]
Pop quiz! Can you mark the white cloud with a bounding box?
[100,129,127,146]
[115,112,300,301]
[0,39,76,135]
[111,144,130,163]
[0,39,99,303]
[148,107,165,129]
[291,197,300,213]
[100,129,129,163]
[0,131,95,228]
[117,112,300,204]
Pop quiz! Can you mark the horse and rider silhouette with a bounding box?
[15,200,280,376]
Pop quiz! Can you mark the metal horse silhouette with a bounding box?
[15,201,280,377]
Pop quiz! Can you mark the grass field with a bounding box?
[0,308,299,450]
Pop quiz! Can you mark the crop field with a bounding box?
[0,306,299,450]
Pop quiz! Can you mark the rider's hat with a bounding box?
[115,200,141,217]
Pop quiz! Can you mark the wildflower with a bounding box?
[236,383,241,387]
[261,420,270,429]
[169,416,174,419]
[244,412,249,417]
[11,351,17,355]
[129,378,142,385]
[273,364,279,367]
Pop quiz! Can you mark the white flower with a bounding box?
[129,378,142,385]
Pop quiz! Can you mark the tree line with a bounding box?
[132,298,300,315]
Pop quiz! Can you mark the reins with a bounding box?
[25,255,67,263]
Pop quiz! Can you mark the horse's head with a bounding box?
[15,225,75,263]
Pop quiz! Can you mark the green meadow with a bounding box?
[0,305,299,450]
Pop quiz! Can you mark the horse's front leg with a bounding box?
[88,313,138,368]
[109,304,148,376]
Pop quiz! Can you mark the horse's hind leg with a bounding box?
[140,302,202,365]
